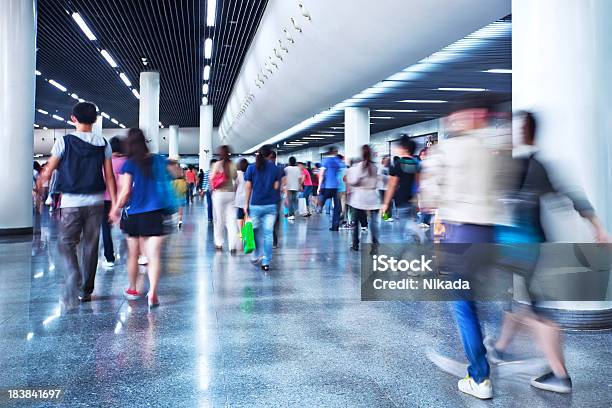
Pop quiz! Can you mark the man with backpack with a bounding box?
[380,135,424,243]
[38,102,117,308]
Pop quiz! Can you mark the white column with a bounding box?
[199,105,213,171]
[168,125,179,160]
[139,71,160,153]
[93,115,103,137]
[513,0,612,327]
[344,107,370,160]
[0,0,36,234]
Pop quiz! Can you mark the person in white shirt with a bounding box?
[283,156,303,221]
[346,145,380,252]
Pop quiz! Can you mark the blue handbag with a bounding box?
[153,155,178,215]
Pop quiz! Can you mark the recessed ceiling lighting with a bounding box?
[100,50,118,68]
[37,109,48,115]
[119,124,126,129]
[202,84,209,95]
[52,114,64,121]
[43,127,48,130]
[203,65,211,81]
[303,137,324,140]
[132,89,140,99]
[48,79,67,92]
[34,124,40,128]
[119,73,132,87]
[206,0,217,27]
[204,38,213,59]
[70,93,79,100]
[202,97,208,105]
[375,109,418,113]
[398,99,447,103]
[310,134,335,137]
[35,70,41,76]
[370,116,394,119]
[101,112,110,119]
[72,12,97,41]
[110,118,119,125]
[484,69,512,74]
[438,87,487,92]
[330,127,344,130]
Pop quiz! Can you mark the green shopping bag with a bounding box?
[241,220,256,254]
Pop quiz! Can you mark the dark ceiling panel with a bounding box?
[35,0,267,129]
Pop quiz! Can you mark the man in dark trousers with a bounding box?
[39,102,117,308]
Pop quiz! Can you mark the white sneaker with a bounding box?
[102,260,115,269]
[458,376,492,400]
[138,255,148,265]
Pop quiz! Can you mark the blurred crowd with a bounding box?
[32,96,609,400]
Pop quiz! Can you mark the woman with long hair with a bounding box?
[345,144,380,251]
[210,145,238,252]
[243,145,282,271]
[110,128,171,308]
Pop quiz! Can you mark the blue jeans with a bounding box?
[249,204,277,266]
[287,190,298,216]
[303,186,313,212]
[319,188,341,229]
[445,223,495,383]
[205,190,213,220]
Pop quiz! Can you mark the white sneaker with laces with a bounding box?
[102,260,115,269]
[138,255,148,265]
[458,376,492,400]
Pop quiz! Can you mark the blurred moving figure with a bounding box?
[346,145,380,252]
[211,145,238,253]
[298,162,313,216]
[485,111,609,394]
[317,146,345,231]
[111,128,171,309]
[184,165,197,206]
[169,162,187,229]
[39,102,117,307]
[283,156,303,221]
[204,159,215,221]
[419,97,504,400]
[268,150,284,248]
[244,145,282,270]
[101,136,126,268]
[381,135,423,243]
[235,158,249,239]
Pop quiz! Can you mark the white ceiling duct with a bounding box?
[219,0,510,152]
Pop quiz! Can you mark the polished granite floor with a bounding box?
[1,201,611,408]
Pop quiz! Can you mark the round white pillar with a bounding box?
[168,125,179,160]
[345,107,370,160]
[139,71,160,153]
[0,0,36,234]
[199,105,213,171]
[513,0,612,329]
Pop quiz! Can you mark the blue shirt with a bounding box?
[244,161,282,206]
[121,156,166,215]
[320,156,345,189]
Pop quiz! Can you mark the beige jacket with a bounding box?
[419,131,505,226]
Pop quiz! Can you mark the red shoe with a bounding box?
[125,288,142,300]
